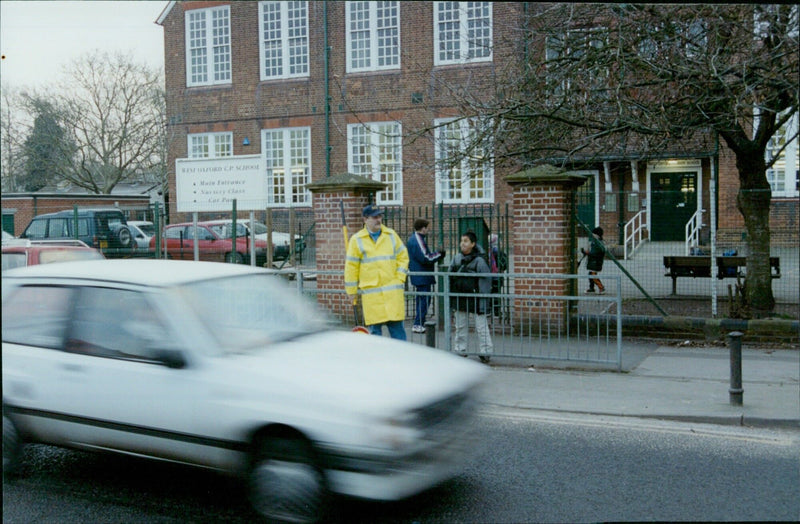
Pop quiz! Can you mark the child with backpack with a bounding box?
[581,226,606,294]
[449,231,493,363]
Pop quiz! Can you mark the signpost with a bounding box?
[175,155,266,212]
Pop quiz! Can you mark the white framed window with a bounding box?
[262,127,311,206]
[766,113,799,197]
[346,1,400,73]
[187,133,233,159]
[258,1,309,80]
[347,122,403,205]
[185,5,231,87]
[434,118,493,203]
[546,28,608,98]
[433,1,492,66]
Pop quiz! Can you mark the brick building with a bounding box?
[156,1,798,253]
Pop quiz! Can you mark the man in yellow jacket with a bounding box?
[345,205,409,340]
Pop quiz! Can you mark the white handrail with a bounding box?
[623,210,646,260]
[685,210,703,255]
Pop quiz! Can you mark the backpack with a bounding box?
[450,252,488,294]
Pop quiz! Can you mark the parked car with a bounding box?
[152,222,269,265]
[2,230,15,242]
[201,219,304,261]
[1,239,105,270]
[19,208,136,257]
[2,259,487,522]
[127,221,155,250]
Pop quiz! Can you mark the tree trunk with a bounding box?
[734,152,775,317]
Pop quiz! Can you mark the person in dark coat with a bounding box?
[581,226,606,294]
[407,218,445,333]
[448,231,493,363]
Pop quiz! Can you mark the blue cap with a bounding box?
[362,205,384,217]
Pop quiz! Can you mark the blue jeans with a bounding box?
[414,284,432,326]
[369,320,407,340]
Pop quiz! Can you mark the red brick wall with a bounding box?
[510,182,575,328]
[312,190,372,322]
[1,196,151,236]
[160,1,523,224]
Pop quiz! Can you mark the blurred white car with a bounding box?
[127,221,155,250]
[2,260,487,522]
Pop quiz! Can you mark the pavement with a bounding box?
[479,345,800,429]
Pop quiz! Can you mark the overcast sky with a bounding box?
[0,0,166,89]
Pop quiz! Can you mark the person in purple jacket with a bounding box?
[407,218,445,333]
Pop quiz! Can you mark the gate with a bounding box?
[279,269,623,371]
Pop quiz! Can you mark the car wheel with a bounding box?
[249,438,327,523]
[226,252,244,264]
[113,225,134,249]
[3,407,22,477]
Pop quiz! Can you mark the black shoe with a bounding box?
[479,356,491,364]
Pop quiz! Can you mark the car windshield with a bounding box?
[177,273,330,352]
[137,224,155,236]
[249,221,270,235]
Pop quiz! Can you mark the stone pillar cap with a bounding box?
[506,165,589,186]
[307,173,387,193]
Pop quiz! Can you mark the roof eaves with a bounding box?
[156,1,177,25]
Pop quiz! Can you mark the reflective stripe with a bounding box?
[397,267,409,275]
[362,254,396,263]
[355,237,367,258]
[344,281,359,288]
[361,283,405,295]
[346,255,362,263]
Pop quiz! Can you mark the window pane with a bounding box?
[2,286,73,348]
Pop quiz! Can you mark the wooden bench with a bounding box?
[663,256,781,295]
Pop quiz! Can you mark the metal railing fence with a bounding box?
[278,269,623,370]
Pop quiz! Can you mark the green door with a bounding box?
[650,172,697,241]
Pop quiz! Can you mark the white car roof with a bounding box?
[2,259,267,287]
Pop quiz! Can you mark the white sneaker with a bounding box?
[412,325,426,333]
[598,289,606,295]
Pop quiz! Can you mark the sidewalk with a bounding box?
[480,346,800,429]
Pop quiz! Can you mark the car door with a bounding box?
[164,225,193,260]
[15,285,211,464]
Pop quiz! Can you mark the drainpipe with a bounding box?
[324,2,331,177]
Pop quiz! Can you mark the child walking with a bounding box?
[582,226,606,294]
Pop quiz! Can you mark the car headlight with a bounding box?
[368,412,425,453]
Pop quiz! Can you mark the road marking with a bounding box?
[479,406,800,446]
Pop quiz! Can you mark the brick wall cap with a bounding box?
[506,165,588,187]
[307,173,387,193]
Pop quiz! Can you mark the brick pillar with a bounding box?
[307,174,387,323]
[506,166,587,330]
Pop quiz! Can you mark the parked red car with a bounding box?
[1,239,105,270]
[150,223,269,265]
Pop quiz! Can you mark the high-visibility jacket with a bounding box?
[345,225,409,326]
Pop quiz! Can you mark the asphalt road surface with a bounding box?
[4,409,798,523]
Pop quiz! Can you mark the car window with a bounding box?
[77,218,89,237]
[250,222,269,235]
[24,219,47,239]
[165,227,185,239]
[187,226,215,241]
[179,274,329,351]
[137,224,155,236]
[65,287,171,361]
[2,285,74,349]
[1,252,26,270]
[39,249,104,264]
[49,218,70,238]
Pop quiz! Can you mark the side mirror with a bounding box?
[155,349,187,369]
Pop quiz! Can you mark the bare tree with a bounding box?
[52,51,166,194]
[433,4,798,316]
[0,87,28,192]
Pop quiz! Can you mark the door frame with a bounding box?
[646,159,703,241]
